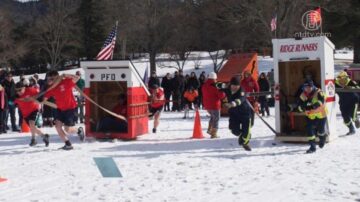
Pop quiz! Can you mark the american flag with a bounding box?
[270,13,277,32]
[96,24,117,60]
[309,8,321,25]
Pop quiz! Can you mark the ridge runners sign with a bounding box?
[280,43,318,53]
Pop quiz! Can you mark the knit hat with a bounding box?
[208,72,217,80]
[230,76,240,86]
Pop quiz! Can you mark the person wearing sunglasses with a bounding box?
[14,82,49,147]
[335,71,360,135]
[43,70,84,150]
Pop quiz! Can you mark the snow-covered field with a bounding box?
[1,49,358,201]
[1,108,360,202]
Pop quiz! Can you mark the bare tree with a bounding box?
[0,8,28,67]
[208,50,231,73]
[31,0,80,69]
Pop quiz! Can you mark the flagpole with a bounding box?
[111,21,119,60]
[319,6,323,34]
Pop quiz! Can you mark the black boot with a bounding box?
[43,134,50,147]
[318,135,326,149]
[306,140,316,153]
[347,123,356,135]
[29,139,37,147]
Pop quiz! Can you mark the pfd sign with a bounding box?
[101,73,116,81]
[280,43,318,53]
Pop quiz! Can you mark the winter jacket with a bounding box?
[171,75,185,93]
[202,79,226,110]
[2,79,16,102]
[148,76,160,89]
[161,76,172,93]
[335,78,359,109]
[225,87,251,117]
[186,77,200,90]
[297,88,327,120]
[241,76,259,103]
[184,90,199,102]
[258,78,270,92]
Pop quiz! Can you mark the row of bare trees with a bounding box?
[0,0,358,73]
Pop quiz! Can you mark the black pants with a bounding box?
[229,115,251,144]
[0,109,5,132]
[172,91,181,111]
[259,96,269,116]
[306,117,327,140]
[340,104,357,125]
[164,91,171,111]
[5,104,17,129]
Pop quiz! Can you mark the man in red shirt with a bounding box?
[14,82,49,147]
[149,85,165,133]
[241,71,259,126]
[43,70,84,150]
[201,72,226,138]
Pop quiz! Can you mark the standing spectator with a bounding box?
[187,72,200,90]
[258,72,270,116]
[198,72,206,109]
[148,71,160,89]
[29,76,40,89]
[183,87,199,119]
[202,72,226,138]
[178,70,186,110]
[241,71,259,126]
[267,69,274,88]
[171,71,184,111]
[2,72,20,132]
[0,84,7,134]
[161,73,172,112]
[75,71,85,123]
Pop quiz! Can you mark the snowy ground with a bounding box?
[1,108,360,202]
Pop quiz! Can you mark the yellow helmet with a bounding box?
[337,71,348,78]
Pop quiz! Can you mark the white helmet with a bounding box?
[208,72,217,80]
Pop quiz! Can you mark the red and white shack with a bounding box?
[272,36,336,142]
[80,60,150,140]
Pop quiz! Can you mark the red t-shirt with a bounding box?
[15,87,40,118]
[150,88,165,108]
[44,78,77,111]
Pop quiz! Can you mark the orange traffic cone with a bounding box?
[192,109,204,139]
[21,120,30,133]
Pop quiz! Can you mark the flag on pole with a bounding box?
[96,23,118,61]
[143,63,149,86]
[270,13,277,32]
[309,7,321,25]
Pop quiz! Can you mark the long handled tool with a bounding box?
[245,99,279,135]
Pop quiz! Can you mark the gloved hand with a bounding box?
[224,102,236,109]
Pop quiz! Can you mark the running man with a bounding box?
[43,70,84,150]
[14,82,49,147]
